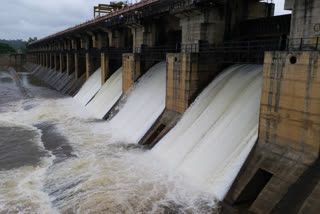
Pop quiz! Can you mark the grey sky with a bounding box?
[0,0,290,41]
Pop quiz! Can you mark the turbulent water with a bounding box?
[106,62,167,143]
[74,68,102,106]
[0,66,219,214]
[86,67,123,119]
[153,64,263,200]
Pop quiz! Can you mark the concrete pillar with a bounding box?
[85,53,90,80]
[122,53,142,93]
[284,0,294,10]
[260,51,320,158]
[74,53,79,79]
[178,7,225,51]
[60,53,64,73]
[96,32,108,49]
[81,36,90,50]
[46,53,49,68]
[247,0,274,19]
[85,52,100,80]
[289,0,320,49]
[166,53,221,114]
[66,53,74,75]
[101,53,110,85]
[54,53,60,72]
[131,25,145,52]
[130,23,156,52]
[108,30,126,48]
[72,40,78,50]
[49,53,53,69]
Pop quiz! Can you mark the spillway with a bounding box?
[107,62,166,143]
[86,67,123,119]
[74,68,101,106]
[153,64,263,200]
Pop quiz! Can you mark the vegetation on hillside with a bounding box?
[0,39,26,51]
[0,37,38,53]
[0,43,16,54]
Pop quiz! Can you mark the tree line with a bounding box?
[0,37,37,54]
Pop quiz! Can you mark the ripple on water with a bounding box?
[0,125,48,171]
[34,122,76,164]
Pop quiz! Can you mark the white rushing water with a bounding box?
[153,64,263,200]
[74,68,101,106]
[86,67,123,119]
[0,66,218,213]
[107,62,166,143]
[0,63,263,213]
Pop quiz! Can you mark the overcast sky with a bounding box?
[0,0,291,41]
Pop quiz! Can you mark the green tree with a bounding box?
[0,43,16,54]
[25,37,38,46]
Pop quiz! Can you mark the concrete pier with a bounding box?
[225,51,320,213]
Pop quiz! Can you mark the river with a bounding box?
[0,66,218,214]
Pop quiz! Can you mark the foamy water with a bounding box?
[74,68,102,106]
[0,66,218,214]
[107,62,166,143]
[86,67,123,119]
[153,64,263,200]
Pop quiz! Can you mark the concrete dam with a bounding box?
[0,0,319,213]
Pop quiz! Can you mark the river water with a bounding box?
[0,66,218,214]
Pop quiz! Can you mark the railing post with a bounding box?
[316,37,319,50]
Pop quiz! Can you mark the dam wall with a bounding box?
[25,0,320,213]
[224,0,320,212]
[0,54,26,66]
[224,51,320,213]
[0,54,11,66]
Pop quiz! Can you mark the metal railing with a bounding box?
[138,44,181,61]
[181,37,320,63]
[27,37,320,64]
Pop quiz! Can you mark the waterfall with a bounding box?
[86,67,123,119]
[107,62,166,143]
[152,64,263,200]
[74,68,101,106]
